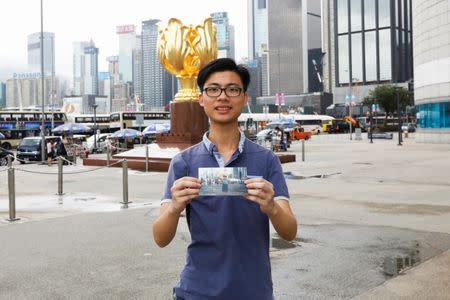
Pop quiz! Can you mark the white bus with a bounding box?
[238,113,335,133]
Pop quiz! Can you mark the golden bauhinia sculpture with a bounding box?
[158,18,218,102]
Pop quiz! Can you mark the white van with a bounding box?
[85,133,111,153]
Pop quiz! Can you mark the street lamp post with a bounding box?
[92,103,98,153]
[264,48,281,118]
[40,0,46,163]
[369,98,373,144]
[395,87,403,146]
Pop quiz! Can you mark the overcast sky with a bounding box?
[0,0,248,80]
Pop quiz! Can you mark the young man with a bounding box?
[153,58,297,299]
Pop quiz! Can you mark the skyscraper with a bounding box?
[73,40,98,96]
[141,19,173,111]
[117,24,137,84]
[27,32,55,76]
[321,0,413,104]
[211,12,235,59]
[248,0,318,97]
[0,82,6,108]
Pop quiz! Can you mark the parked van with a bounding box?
[16,136,73,164]
[85,133,111,153]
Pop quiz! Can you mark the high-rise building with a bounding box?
[27,32,55,76]
[211,12,235,59]
[322,0,413,104]
[133,35,142,101]
[73,40,99,96]
[0,82,6,108]
[84,45,99,95]
[248,0,319,98]
[106,55,120,101]
[117,24,137,84]
[413,0,450,143]
[141,19,173,111]
[6,76,56,108]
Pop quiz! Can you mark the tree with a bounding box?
[362,85,413,117]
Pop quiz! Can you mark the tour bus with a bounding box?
[71,114,112,133]
[357,116,400,132]
[0,110,67,149]
[109,111,170,131]
[238,113,335,134]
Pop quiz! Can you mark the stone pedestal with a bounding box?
[156,101,209,148]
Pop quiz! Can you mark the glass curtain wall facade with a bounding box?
[27,32,55,76]
[335,0,413,86]
[141,19,173,111]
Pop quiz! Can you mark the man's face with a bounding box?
[198,71,248,125]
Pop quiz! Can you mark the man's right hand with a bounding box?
[169,176,201,215]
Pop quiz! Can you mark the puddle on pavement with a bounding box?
[383,241,421,276]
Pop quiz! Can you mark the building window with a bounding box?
[378,0,391,28]
[351,33,363,81]
[258,0,266,9]
[378,29,391,81]
[350,0,362,31]
[337,0,349,34]
[364,31,377,81]
[338,34,349,84]
[364,0,376,30]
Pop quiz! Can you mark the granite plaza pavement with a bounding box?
[1,132,449,299]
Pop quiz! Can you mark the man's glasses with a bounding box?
[203,86,243,97]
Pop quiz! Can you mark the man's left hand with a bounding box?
[244,178,276,216]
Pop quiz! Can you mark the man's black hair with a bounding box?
[197,58,251,92]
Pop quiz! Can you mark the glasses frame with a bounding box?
[203,86,243,97]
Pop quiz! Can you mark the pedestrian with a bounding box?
[46,140,54,166]
[152,58,297,299]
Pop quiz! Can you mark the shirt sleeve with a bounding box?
[267,152,290,201]
[162,153,188,204]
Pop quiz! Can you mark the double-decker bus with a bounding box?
[109,111,170,131]
[71,114,112,133]
[0,111,67,149]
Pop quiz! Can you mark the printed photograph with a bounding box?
[199,167,248,196]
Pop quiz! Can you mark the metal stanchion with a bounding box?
[120,159,131,208]
[145,144,149,173]
[7,156,20,222]
[57,156,64,195]
[302,139,305,162]
[106,144,111,167]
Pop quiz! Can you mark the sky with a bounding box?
[0,0,248,80]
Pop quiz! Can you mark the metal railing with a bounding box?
[3,154,132,222]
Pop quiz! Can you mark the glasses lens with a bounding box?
[225,87,242,97]
[205,87,220,97]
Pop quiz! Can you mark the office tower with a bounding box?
[248,0,318,97]
[0,82,6,108]
[117,24,137,84]
[5,76,55,108]
[321,0,413,104]
[84,44,99,95]
[141,19,173,111]
[413,0,450,143]
[106,55,120,101]
[27,32,55,76]
[133,35,142,101]
[73,40,99,96]
[211,12,235,59]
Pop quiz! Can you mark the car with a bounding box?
[0,147,15,166]
[401,123,416,132]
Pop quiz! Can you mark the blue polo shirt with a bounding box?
[162,132,290,299]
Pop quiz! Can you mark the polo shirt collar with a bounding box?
[203,130,246,154]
